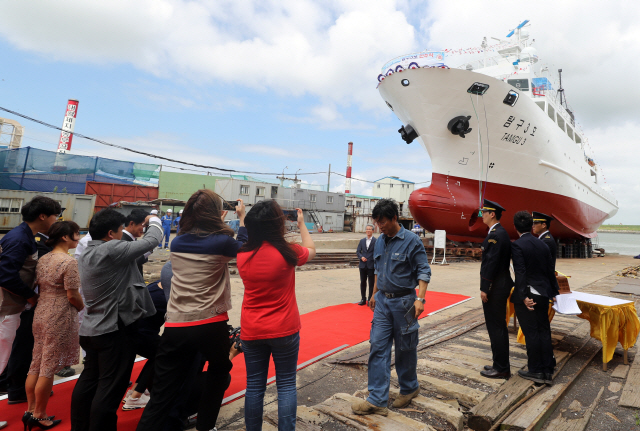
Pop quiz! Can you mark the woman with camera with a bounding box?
[237,201,316,431]
[25,221,84,430]
[137,190,246,431]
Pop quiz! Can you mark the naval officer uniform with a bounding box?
[479,200,514,379]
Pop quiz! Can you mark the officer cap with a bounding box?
[481,199,505,215]
[532,211,553,225]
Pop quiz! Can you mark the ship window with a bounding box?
[507,79,529,91]
[575,134,582,145]
[547,104,555,122]
[566,126,574,140]
[591,170,597,183]
[535,101,546,112]
[556,114,566,132]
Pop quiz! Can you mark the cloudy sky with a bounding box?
[0,0,638,223]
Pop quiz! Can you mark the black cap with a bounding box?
[481,199,505,214]
[532,211,553,224]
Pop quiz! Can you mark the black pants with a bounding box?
[134,332,161,393]
[137,321,232,431]
[359,268,375,301]
[0,308,34,400]
[162,353,205,431]
[514,294,554,374]
[482,290,511,373]
[70,323,138,431]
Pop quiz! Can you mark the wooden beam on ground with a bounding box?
[501,384,567,429]
[416,373,488,408]
[467,375,534,431]
[619,334,640,408]
[543,386,604,431]
[313,393,435,431]
[427,350,526,373]
[418,359,504,389]
[389,387,464,431]
[519,342,602,431]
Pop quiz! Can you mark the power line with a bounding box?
[0,106,326,176]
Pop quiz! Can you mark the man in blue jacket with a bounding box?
[352,199,431,416]
[356,224,377,305]
[160,209,173,249]
[511,211,559,385]
[173,209,183,234]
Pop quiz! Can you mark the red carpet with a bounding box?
[0,291,471,430]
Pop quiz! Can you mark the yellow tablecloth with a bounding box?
[506,289,640,364]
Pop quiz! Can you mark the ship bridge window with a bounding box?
[575,134,582,146]
[535,101,546,112]
[507,79,529,91]
[590,169,597,183]
[566,125,574,140]
[547,104,555,122]
[556,114,566,132]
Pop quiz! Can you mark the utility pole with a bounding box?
[327,163,331,192]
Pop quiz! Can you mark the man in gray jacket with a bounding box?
[71,208,163,431]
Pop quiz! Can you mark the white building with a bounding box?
[373,176,415,222]
[344,193,382,233]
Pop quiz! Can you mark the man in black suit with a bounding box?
[122,209,152,275]
[511,211,560,385]
[532,211,557,271]
[356,224,377,305]
[479,199,514,379]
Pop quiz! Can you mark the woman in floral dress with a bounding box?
[25,221,84,430]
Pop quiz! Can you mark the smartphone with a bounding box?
[404,304,416,325]
[223,200,239,210]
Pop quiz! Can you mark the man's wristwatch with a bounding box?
[416,298,426,304]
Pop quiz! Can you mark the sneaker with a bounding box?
[351,399,388,416]
[122,389,133,404]
[122,393,150,411]
[391,387,420,408]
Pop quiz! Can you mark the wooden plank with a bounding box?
[428,350,526,372]
[467,375,534,431]
[543,386,604,431]
[389,388,464,431]
[611,364,630,379]
[619,337,640,407]
[448,344,528,362]
[416,373,488,407]
[502,383,567,429]
[463,335,526,350]
[567,321,591,339]
[418,359,504,389]
[313,393,435,431]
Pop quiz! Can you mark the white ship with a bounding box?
[377,20,618,242]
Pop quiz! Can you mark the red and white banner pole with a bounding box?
[345,141,353,194]
[57,99,79,154]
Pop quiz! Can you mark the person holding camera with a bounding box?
[236,201,315,431]
[137,190,247,431]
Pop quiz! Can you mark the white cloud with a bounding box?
[0,0,416,114]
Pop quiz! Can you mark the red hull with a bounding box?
[409,173,608,242]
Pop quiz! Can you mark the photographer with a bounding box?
[137,190,247,431]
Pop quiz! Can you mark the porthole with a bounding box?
[401,79,410,87]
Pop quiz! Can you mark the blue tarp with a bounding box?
[531,77,553,90]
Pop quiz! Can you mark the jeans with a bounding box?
[242,332,300,431]
[367,291,420,407]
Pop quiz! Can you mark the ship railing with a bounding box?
[456,56,502,71]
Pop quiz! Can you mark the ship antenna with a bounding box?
[558,68,565,108]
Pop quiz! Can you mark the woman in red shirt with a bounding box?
[237,201,315,431]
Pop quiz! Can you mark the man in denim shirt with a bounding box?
[352,199,431,416]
